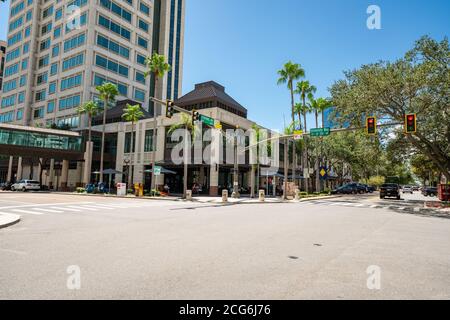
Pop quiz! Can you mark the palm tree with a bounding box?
[145,52,171,191]
[277,62,305,187]
[77,101,100,184]
[122,104,145,188]
[295,81,316,193]
[250,124,262,198]
[168,113,198,198]
[96,83,119,184]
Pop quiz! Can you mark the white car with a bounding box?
[11,180,41,192]
[402,185,413,194]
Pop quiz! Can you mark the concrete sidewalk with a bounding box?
[0,213,21,229]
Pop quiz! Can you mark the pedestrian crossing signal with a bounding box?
[405,114,417,133]
[366,117,377,135]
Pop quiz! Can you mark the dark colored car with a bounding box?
[422,187,438,197]
[0,182,13,191]
[380,183,401,200]
[331,185,354,194]
[367,186,376,193]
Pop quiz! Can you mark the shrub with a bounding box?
[127,189,134,194]
[76,187,86,193]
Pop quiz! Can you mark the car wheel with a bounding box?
[22,187,27,192]
[11,186,15,191]
[397,195,401,200]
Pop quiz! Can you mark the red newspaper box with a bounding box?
[438,184,450,201]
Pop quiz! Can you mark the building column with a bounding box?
[6,156,13,183]
[16,157,23,181]
[61,160,69,190]
[209,165,219,196]
[115,125,125,184]
[82,141,93,185]
[48,159,55,189]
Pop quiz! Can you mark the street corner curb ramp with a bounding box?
[0,213,21,229]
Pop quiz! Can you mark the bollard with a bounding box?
[259,190,265,202]
[294,189,300,201]
[222,189,228,203]
[186,190,192,201]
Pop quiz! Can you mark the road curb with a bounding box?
[0,214,21,229]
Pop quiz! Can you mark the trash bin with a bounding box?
[438,184,450,201]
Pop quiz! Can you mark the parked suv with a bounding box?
[11,180,41,192]
[380,183,401,200]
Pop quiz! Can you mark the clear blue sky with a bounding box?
[1,0,448,131]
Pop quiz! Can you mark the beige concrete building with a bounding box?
[0,0,185,127]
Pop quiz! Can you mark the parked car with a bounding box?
[11,180,41,192]
[380,183,401,200]
[367,186,376,193]
[422,187,438,197]
[402,185,414,194]
[331,185,355,194]
[412,186,420,191]
[0,182,13,191]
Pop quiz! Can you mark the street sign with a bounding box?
[294,130,303,140]
[310,128,331,137]
[319,167,328,180]
[214,120,222,130]
[199,115,215,127]
[154,166,162,176]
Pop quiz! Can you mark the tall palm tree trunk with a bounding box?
[99,101,108,183]
[290,83,296,187]
[87,115,93,184]
[315,112,320,192]
[128,123,134,188]
[150,78,158,192]
[302,96,309,193]
[183,128,189,198]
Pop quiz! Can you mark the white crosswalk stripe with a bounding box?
[32,208,64,213]
[50,207,81,212]
[10,209,44,215]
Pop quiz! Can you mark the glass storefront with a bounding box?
[0,128,82,152]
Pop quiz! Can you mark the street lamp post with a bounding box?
[232,126,240,199]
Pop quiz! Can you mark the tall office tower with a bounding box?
[0,0,185,128]
[0,40,6,92]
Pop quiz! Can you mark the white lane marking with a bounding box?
[0,248,27,255]
[329,202,343,206]
[90,204,119,209]
[50,207,81,212]
[31,208,64,213]
[10,209,44,215]
[371,205,379,208]
[353,204,365,207]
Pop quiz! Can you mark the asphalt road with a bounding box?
[0,192,449,300]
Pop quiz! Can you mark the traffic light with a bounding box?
[405,114,417,134]
[166,100,174,118]
[366,116,377,135]
[192,110,200,125]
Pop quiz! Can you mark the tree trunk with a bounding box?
[290,84,296,185]
[183,128,189,198]
[99,100,108,183]
[128,123,134,188]
[150,77,158,191]
[250,165,256,198]
[303,96,309,193]
[315,112,320,192]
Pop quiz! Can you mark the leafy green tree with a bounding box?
[145,52,171,190]
[330,36,450,180]
[122,104,145,187]
[96,83,119,183]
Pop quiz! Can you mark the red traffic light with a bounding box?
[405,114,417,133]
[366,117,377,135]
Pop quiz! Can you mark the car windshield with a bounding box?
[27,181,40,184]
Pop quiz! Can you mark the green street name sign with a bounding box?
[154,166,162,176]
[200,115,215,127]
[310,128,331,137]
